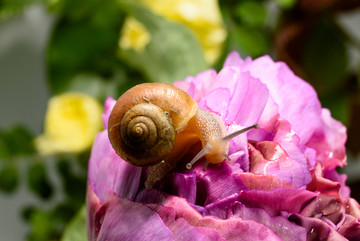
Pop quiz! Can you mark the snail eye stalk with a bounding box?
[186,123,259,170]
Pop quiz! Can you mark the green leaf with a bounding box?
[61,205,87,241]
[118,1,208,83]
[66,73,119,100]
[0,164,18,193]
[0,0,42,20]
[47,0,122,26]
[302,20,348,95]
[322,95,350,126]
[0,132,11,159]
[25,201,83,241]
[236,1,266,27]
[47,20,120,93]
[6,125,35,155]
[274,0,296,9]
[27,161,53,200]
[27,209,59,241]
[0,125,35,157]
[56,158,86,206]
[46,0,125,94]
[52,202,79,223]
[227,23,268,58]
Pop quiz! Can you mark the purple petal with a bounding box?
[164,173,197,204]
[249,140,310,188]
[289,214,348,241]
[95,198,172,241]
[203,188,318,221]
[162,196,283,241]
[174,69,218,102]
[304,147,317,168]
[223,51,245,67]
[300,194,345,227]
[88,130,142,203]
[307,164,342,200]
[338,214,360,240]
[272,120,312,187]
[227,71,269,126]
[204,196,306,241]
[190,162,248,206]
[223,51,253,68]
[88,131,114,202]
[237,173,296,191]
[238,56,323,144]
[88,131,113,173]
[346,198,360,218]
[208,67,238,95]
[111,155,142,200]
[203,194,240,219]
[101,97,116,129]
[168,219,225,241]
[306,109,347,170]
[91,151,142,203]
[86,182,101,241]
[226,124,249,172]
[228,150,248,172]
[155,205,225,241]
[325,169,350,199]
[230,202,307,241]
[255,97,280,134]
[135,189,166,204]
[199,217,282,241]
[236,189,318,216]
[202,87,230,117]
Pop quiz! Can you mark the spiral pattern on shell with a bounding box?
[118,103,176,166]
[122,115,157,150]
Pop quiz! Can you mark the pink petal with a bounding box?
[338,214,360,240]
[236,189,318,216]
[239,56,323,144]
[86,182,101,241]
[249,140,310,188]
[289,214,348,241]
[94,198,172,241]
[202,87,231,116]
[175,69,218,102]
[162,196,283,241]
[238,173,296,190]
[102,97,116,129]
[223,51,245,67]
[88,130,142,203]
[227,72,269,126]
[346,198,360,219]
[306,109,347,170]
[189,162,247,206]
[203,195,307,241]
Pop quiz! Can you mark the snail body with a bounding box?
[108,83,258,187]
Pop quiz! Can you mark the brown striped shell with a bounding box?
[108,83,198,166]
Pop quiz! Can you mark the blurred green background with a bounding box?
[0,0,360,240]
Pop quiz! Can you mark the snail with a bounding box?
[108,83,258,188]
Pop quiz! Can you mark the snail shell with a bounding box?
[108,83,197,166]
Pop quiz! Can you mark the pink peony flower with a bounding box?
[86,52,360,240]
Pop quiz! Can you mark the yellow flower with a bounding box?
[119,0,227,65]
[119,17,151,52]
[35,92,103,155]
